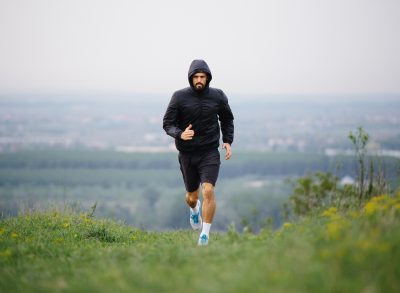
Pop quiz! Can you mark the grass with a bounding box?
[1,194,400,293]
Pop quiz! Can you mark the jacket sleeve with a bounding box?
[218,90,234,145]
[163,93,183,139]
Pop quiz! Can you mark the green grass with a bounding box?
[1,194,400,293]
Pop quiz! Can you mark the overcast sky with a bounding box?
[0,0,399,95]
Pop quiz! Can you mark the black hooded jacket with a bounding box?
[163,60,234,153]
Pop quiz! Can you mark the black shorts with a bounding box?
[178,149,221,192]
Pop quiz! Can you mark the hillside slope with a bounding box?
[1,194,399,292]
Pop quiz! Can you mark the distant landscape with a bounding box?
[1,92,399,153]
[0,93,399,230]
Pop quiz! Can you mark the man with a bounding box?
[163,59,234,246]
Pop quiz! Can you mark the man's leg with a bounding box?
[197,150,220,245]
[178,152,202,230]
[186,189,202,230]
[198,182,215,245]
[201,183,216,223]
[185,189,199,209]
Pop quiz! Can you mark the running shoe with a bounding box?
[198,233,209,246]
[190,200,202,230]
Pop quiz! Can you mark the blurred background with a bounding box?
[1,0,399,231]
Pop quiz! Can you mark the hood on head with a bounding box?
[188,59,212,88]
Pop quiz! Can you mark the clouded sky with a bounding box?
[1,0,399,95]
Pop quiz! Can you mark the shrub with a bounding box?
[285,127,393,218]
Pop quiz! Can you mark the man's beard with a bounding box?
[195,83,205,91]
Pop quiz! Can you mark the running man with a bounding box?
[163,59,234,245]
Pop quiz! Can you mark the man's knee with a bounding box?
[186,190,199,207]
[202,183,215,200]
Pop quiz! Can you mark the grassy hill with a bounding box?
[1,194,400,293]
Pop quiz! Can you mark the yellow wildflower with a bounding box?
[63,222,70,228]
[0,228,5,235]
[364,194,399,215]
[0,249,12,258]
[349,211,360,219]
[376,242,390,253]
[356,240,372,251]
[11,232,18,239]
[370,195,386,203]
[54,237,64,243]
[364,201,378,215]
[81,215,91,224]
[321,207,337,217]
[321,207,343,221]
[283,222,292,229]
[388,198,397,206]
[326,221,344,240]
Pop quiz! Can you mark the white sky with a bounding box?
[0,0,399,95]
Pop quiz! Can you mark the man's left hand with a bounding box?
[222,143,232,160]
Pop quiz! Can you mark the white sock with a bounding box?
[191,200,200,213]
[201,222,211,236]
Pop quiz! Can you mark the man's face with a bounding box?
[192,72,207,90]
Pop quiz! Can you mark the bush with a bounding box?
[285,127,395,218]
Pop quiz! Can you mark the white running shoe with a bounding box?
[190,200,202,230]
[198,233,209,246]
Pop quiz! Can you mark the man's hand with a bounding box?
[180,124,194,140]
[222,143,232,160]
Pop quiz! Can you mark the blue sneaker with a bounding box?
[190,200,202,230]
[198,233,209,246]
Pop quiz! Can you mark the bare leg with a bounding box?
[185,189,199,208]
[201,182,216,223]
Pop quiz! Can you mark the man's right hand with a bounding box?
[180,124,194,140]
